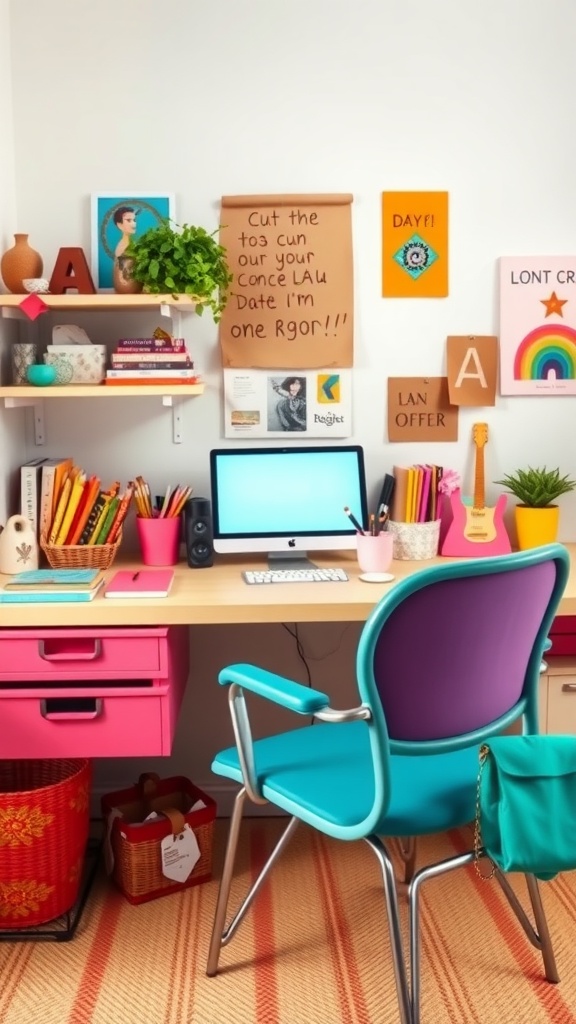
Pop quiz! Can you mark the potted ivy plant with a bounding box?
[494,466,576,549]
[124,220,233,321]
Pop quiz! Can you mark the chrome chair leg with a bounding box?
[206,789,299,976]
[397,836,418,884]
[364,835,413,1024]
[494,869,560,983]
[408,851,474,1024]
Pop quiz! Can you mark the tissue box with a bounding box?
[44,345,107,384]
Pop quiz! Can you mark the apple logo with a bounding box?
[288,539,296,547]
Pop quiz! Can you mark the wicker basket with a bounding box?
[0,759,92,928]
[40,531,122,570]
[101,773,216,905]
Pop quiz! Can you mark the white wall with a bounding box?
[4,0,576,804]
[0,0,25,523]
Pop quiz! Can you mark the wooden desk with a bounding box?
[1,545,575,628]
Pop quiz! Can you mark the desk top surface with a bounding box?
[1,546,575,628]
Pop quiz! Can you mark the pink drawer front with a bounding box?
[0,685,182,758]
[0,627,174,682]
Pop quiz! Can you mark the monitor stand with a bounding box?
[267,551,317,571]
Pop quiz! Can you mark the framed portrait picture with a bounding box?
[90,192,175,290]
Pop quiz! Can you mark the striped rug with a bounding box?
[1,819,576,1024]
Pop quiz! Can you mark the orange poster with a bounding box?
[219,194,354,369]
[382,191,449,298]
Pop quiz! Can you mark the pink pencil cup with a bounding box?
[136,515,181,566]
[356,532,394,574]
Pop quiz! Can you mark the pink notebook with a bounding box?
[104,569,174,599]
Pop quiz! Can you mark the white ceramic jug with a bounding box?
[0,515,39,574]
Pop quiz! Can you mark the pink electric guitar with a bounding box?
[441,423,511,557]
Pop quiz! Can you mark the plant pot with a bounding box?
[515,505,559,550]
[113,256,142,294]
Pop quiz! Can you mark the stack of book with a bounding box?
[0,568,105,604]
[40,461,134,547]
[105,337,200,386]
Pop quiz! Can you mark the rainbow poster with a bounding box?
[500,256,576,395]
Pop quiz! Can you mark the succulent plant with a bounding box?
[494,466,576,508]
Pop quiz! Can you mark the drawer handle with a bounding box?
[40,698,103,721]
[561,683,576,693]
[38,638,103,662]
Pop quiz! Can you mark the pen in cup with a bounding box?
[343,506,365,534]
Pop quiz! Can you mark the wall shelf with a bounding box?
[0,384,204,399]
[0,295,205,443]
[0,294,198,315]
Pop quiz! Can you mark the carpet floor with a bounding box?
[0,819,575,1024]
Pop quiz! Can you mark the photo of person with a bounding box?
[91,192,175,290]
[269,376,307,432]
[113,205,138,258]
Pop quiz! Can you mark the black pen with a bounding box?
[343,506,365,534]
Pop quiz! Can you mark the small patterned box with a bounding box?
[44,345,107,384]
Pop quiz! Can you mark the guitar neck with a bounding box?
[474,446,485,510]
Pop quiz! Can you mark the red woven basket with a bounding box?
[0,759,92,928]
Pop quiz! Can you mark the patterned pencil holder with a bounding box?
[387,519,441,561]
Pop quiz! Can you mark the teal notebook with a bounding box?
[0,579,104,603]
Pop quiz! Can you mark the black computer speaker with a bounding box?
[184,497,214,569]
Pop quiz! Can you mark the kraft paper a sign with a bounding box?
[382,191,448,297]
[446,335,497,406]
[387,376,458,442]
[219,194,354,369]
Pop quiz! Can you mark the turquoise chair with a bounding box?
[206,545,569,1024]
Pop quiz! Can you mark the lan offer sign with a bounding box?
[387,377,458,442]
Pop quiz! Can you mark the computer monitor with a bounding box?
[210,445,368,569]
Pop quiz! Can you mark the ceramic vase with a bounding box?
[0,234,43,294]
[113,256,142,294]
[515,505,559,550]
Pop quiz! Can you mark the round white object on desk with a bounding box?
[359,572,395,584]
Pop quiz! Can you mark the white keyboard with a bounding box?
[243,568,349,585]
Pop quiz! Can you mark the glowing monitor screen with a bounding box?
[210,445,367,567]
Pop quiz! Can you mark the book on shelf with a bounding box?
[116,338,187,351]
[110,360,193,370]
[104,569,175,599]
[104,376,201,386]
[110,352,192,364]
[106,368,198,379]
[0,578,105,603]
[20,458,47,539]
[39,457,73,538]
[3,568,104,592]
[55,470,86,545]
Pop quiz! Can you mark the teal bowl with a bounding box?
[26,364,57,387]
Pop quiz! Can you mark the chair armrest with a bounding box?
[218,663,329,715]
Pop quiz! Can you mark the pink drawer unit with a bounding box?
[0,626,189,759]
[0,627,175,682]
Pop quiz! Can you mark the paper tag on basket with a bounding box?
[103,809,123,875]
[161,823,200,882]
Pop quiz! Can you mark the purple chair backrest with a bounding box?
[373,561,556,741]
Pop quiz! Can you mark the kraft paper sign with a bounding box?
[219,194,354,369]
[447,335,497,406]
[500,255,576,395]
[387,377,458,442]
[382,191,448,297]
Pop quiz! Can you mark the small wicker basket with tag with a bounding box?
[101,773,216,904]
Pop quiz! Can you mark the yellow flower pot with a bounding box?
[515,505,559,550]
